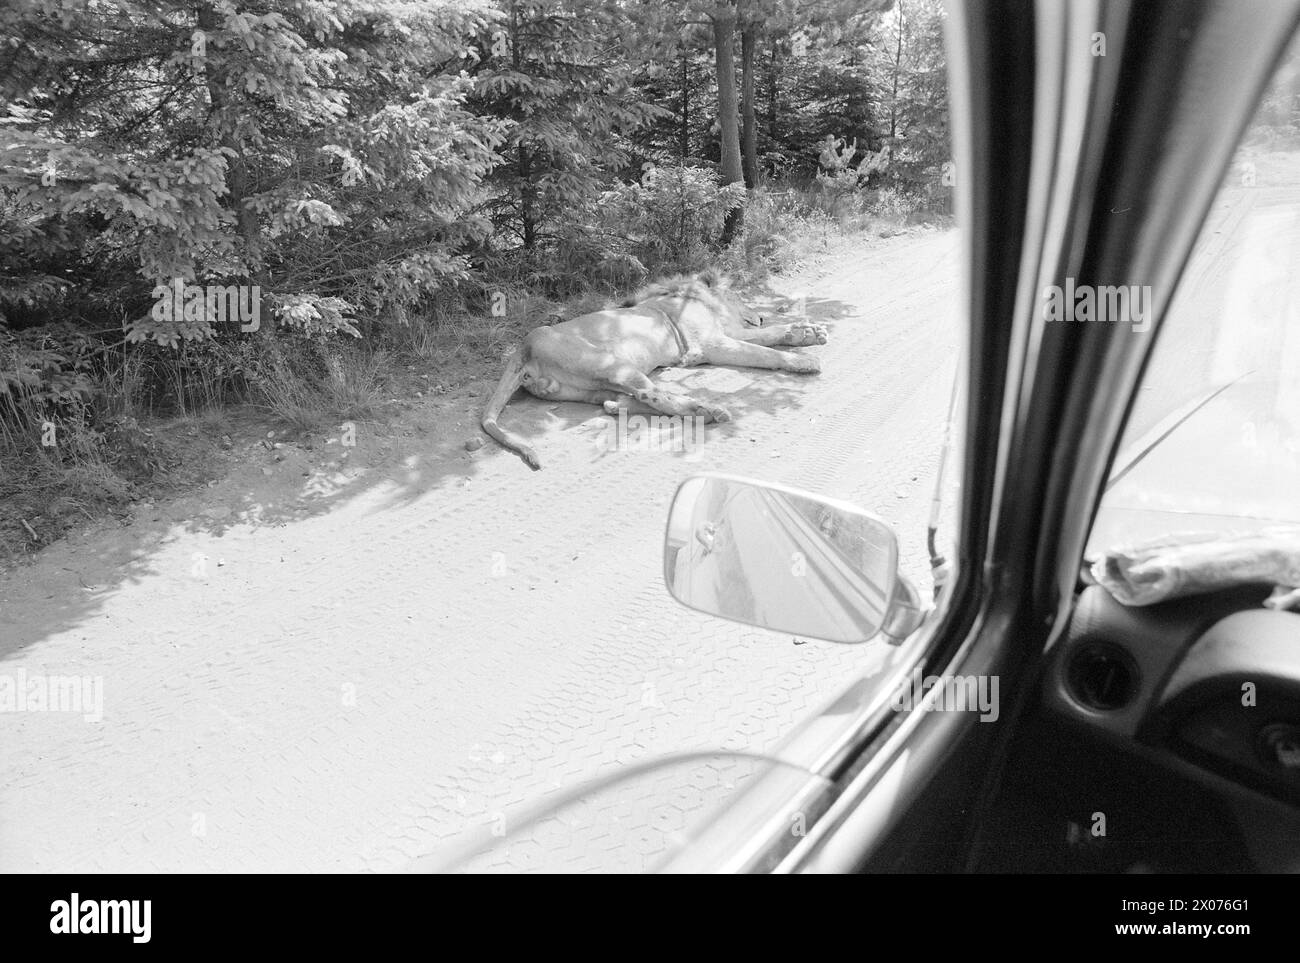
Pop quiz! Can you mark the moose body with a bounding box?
[481,271,828,469]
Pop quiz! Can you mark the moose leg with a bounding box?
[527,384,664,420]
[528,384,624,407]
[602,367,732,423]
[599,394,650,416]
[733,322,828,348]
[702,338,822,373]
[598,393,704,419]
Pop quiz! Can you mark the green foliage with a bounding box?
[0,324,97,435]
[470,0,669,252]
[866,0,950,208]
[594,165,747,273]
[1,0,940,358]
[1,0,506,347]
[815,133,889,202]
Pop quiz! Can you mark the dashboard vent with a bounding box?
[1067,643,1139,711]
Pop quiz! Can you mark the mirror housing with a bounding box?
[881,575,925,645]
[663,474,911,644]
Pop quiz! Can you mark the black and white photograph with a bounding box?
[1,0,1299,910]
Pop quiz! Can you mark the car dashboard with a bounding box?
[977,583,1300,872]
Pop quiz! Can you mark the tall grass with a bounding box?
[254,342,389,433]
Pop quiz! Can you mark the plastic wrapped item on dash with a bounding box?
[1083,528,1300,610]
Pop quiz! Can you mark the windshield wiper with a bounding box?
[1105,370,1253,493]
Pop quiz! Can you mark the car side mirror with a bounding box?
[663,474,906,644]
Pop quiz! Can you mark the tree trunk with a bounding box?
[740,22,758,189]
[766,40,778,141]
[680,49,689,162]
[711,3,743,245]
[197,5,256,261]
[197,3,265,336]
[511,0,536,250]
[519,146,536,250]
[889,2,905,140]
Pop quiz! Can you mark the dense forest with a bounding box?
[0,0,945,548]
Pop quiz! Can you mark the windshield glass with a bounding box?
[1089,36,1300,555]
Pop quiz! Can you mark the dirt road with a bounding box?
[0,229,962,871]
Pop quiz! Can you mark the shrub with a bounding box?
[591,166,747,275]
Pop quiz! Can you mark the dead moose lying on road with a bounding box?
[480,270,828,469]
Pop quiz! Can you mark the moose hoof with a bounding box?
[791,323,828,345]
[699,405,731,424]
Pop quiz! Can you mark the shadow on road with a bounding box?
[0,292,859,660]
